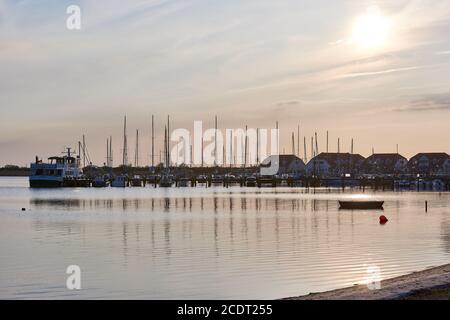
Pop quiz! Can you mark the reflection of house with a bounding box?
[260,155,306,175]
[306,153,365,177]
[362,153,407,175]
[408,153,450,175]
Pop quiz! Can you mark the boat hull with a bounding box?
[29,178,62,188]
[339,201,384,210]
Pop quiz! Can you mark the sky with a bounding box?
[1,0,450,166]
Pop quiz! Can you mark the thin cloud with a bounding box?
[338,66,423,79]
[393,92,450,112]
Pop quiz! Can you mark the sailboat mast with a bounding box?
[256,128,259,165]
[123,116,128,166]
[315,132,318,156]
[152,115,155,167]
[337,137,340,154]
[244,125,248,167]
[297,124,300,157]
[214,115,218,166]
[291,132,295,155]
[135,129,139,167]
[167,115,170,167]
[110,136,113,167]
[164,126,167,168]
[303,136,307,163]
[230,129,233,168]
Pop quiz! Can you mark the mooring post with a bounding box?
[425,200,428,212]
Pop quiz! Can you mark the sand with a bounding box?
[284,264,450,300]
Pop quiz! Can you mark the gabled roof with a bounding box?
[408,153,450,167]
[260,154,305,167]
[364,153,407,163]
[309,153,365,167]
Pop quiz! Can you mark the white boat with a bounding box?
[111,175,128,188]
[30,148,87,188]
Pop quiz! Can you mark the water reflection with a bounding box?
[30,196,336,213]
[0,183,449,299]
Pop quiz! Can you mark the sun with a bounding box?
[352,6,390,49]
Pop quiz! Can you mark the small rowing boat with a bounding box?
[339,201,384,210]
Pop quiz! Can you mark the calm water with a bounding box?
[0,176,449,299]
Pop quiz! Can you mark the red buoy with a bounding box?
[379,215,388,224]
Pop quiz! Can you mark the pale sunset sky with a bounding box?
[1,0,450,166]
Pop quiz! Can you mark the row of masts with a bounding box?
[78,115,396,168]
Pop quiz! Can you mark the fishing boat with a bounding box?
[111,175,128,188]
[339,201,384,210]
[29,148,88,188]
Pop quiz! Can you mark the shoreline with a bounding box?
[284,264,450,300]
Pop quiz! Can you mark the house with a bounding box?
[260,155,306,175]
[408,153,450,176]
[362,153,408,175]
[306,153,365,177]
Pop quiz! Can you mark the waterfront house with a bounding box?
[408,153,450,176]
[260,155,306,175]
[362,153,408,175]
[306,153,365,178]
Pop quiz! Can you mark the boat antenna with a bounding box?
[82,135,86,167]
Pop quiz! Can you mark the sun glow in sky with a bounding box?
[352,6,391,49]
[0,0,450,166]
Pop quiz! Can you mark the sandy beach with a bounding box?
[285,264,450,300]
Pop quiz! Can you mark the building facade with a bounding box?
[362,153,408,175]
[306,153,365,178]
[260,155,306,175]
[408,153,450,176]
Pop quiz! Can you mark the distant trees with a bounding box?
[3,165,20,169]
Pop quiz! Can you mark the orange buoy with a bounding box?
[379,215,388,224]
